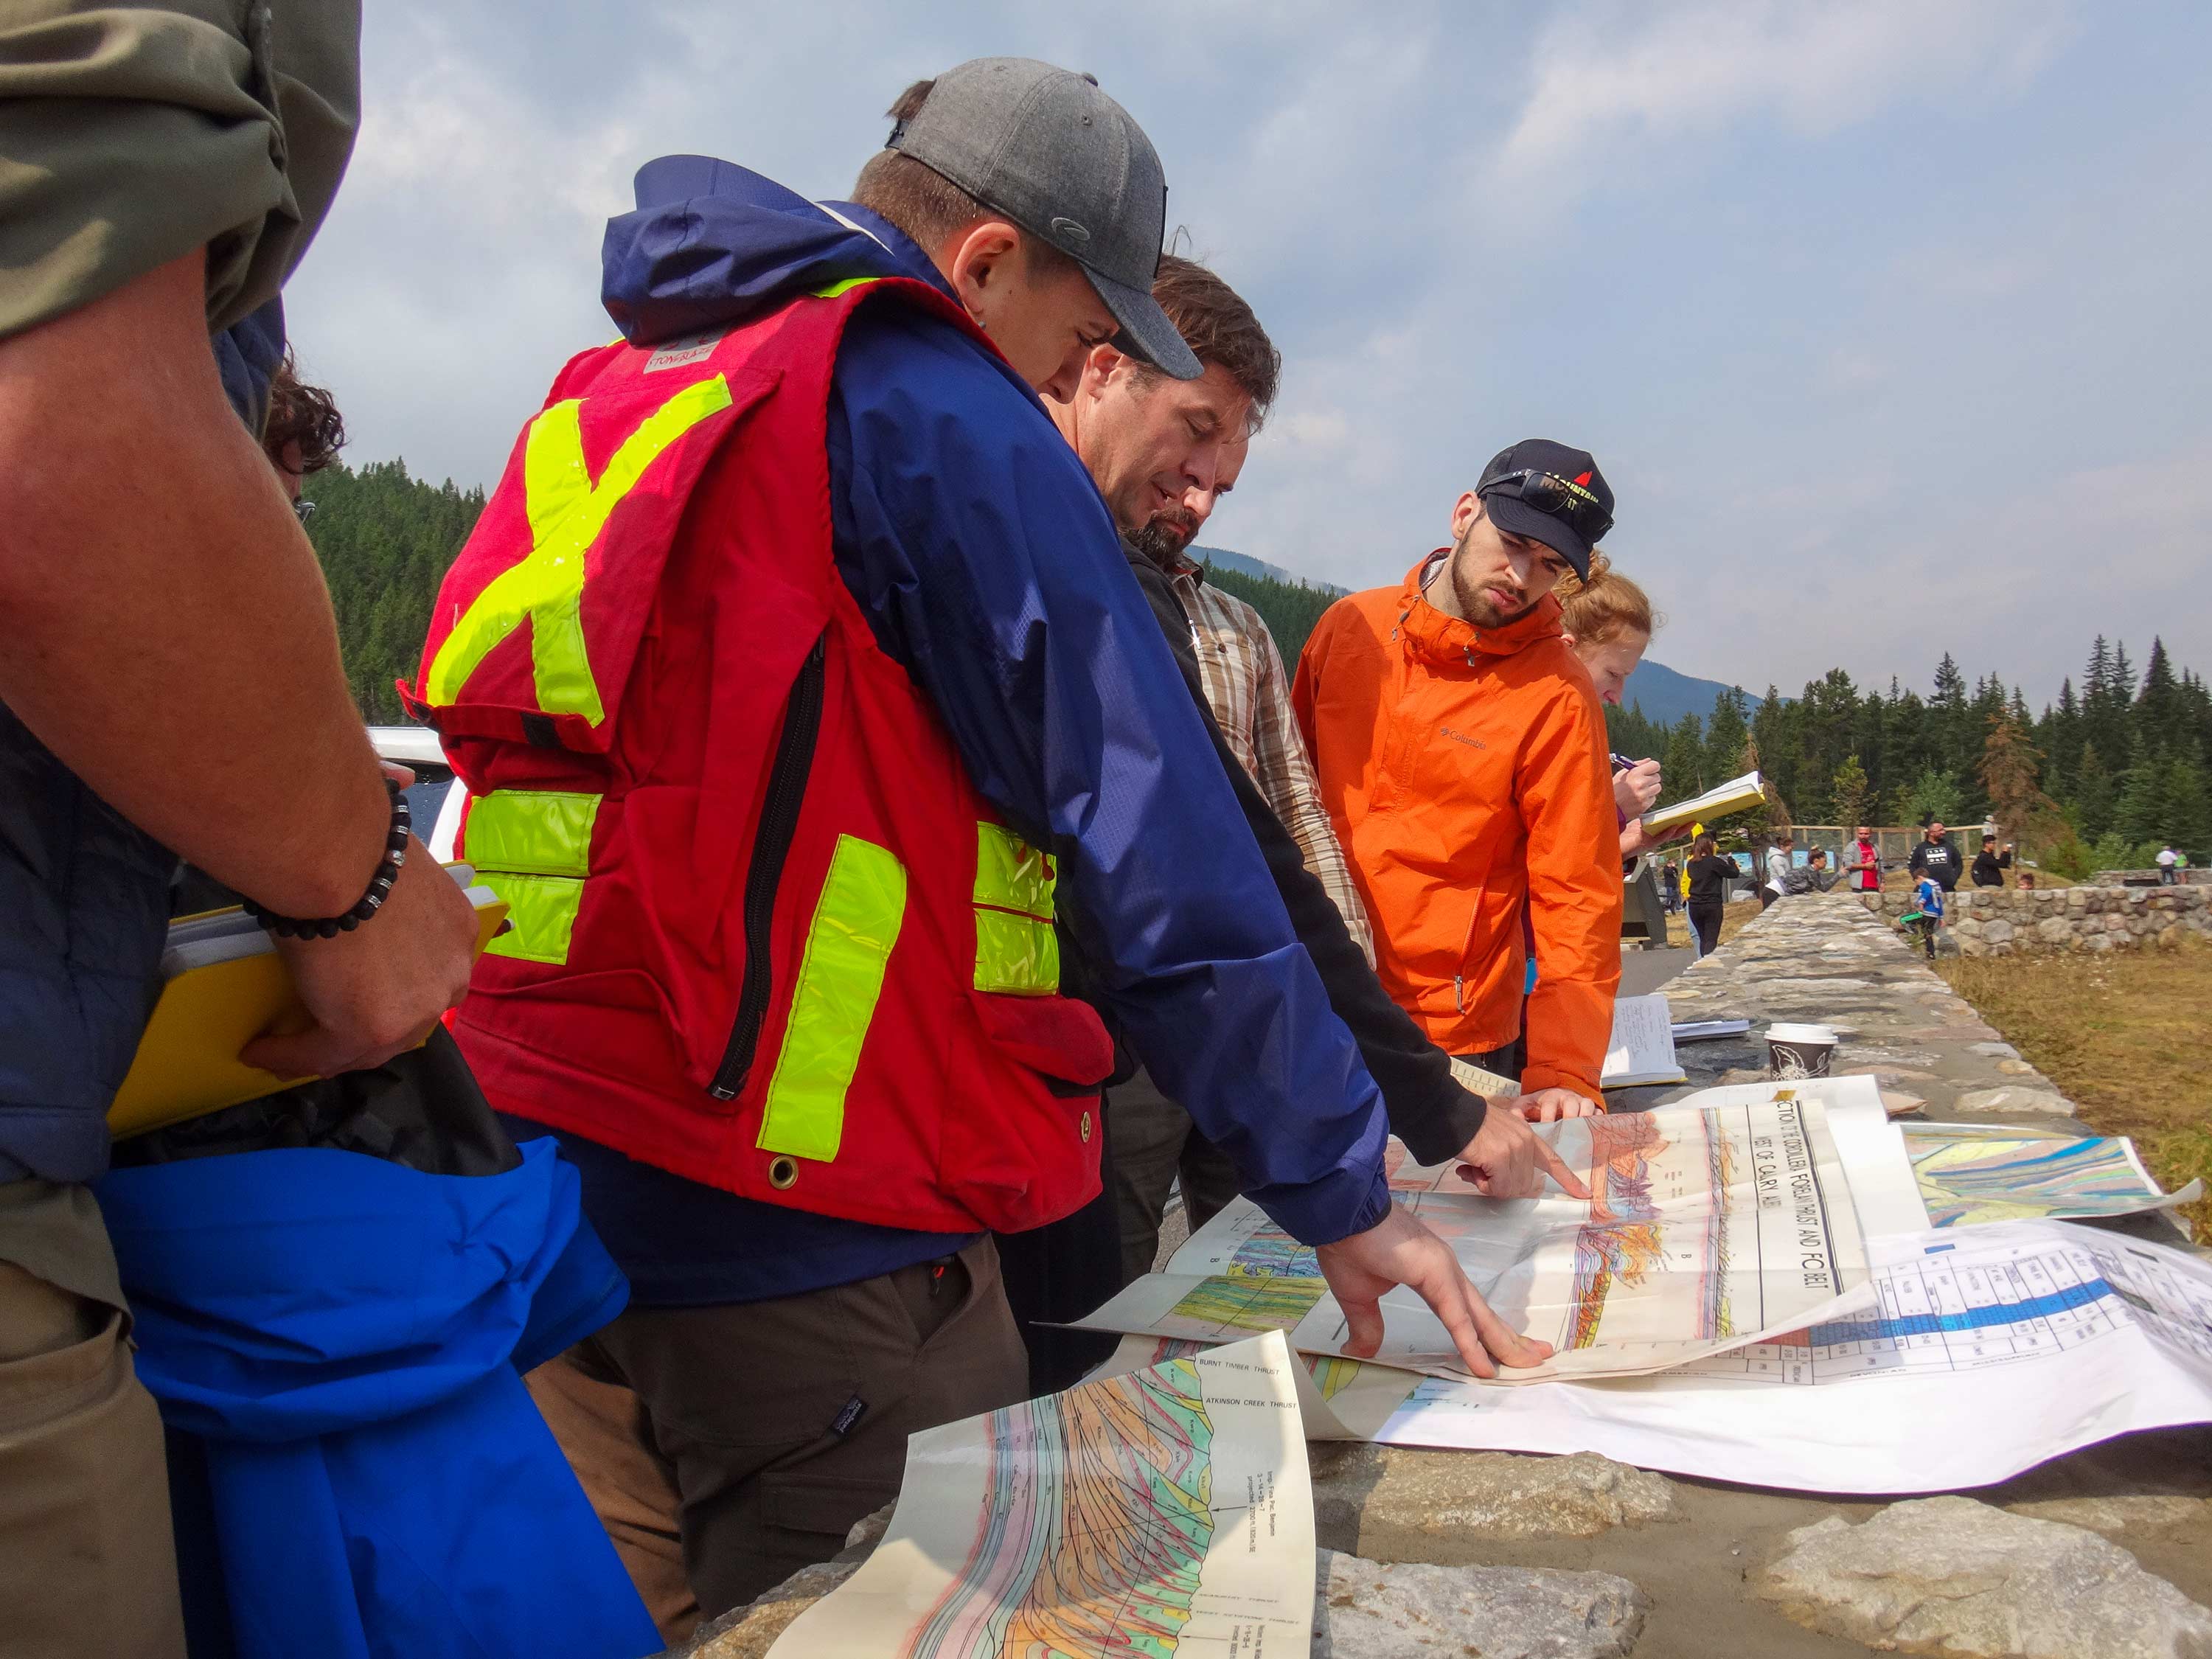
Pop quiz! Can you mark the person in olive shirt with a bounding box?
[0,8,476,1652]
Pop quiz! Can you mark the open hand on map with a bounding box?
[1316,1202,1555,1377]
[1455,1102,1593,1200]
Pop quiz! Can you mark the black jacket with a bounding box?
[1686,854,1742,908]
[1910,835,1964,891]
[1117,546,1486,1164]
[1971,848,2011,887]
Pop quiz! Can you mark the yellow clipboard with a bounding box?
[107,895,509,1142]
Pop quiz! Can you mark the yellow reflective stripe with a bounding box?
[973,908,1060,995]
[482,873,587,965]
[973,823,1055,921]
[425,375,737,720]
[758,835,907,1162]
[810,276,880,300]
[465,790,600,965]
[465,790,599,877]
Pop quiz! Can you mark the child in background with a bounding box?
[1906,869,1946,959]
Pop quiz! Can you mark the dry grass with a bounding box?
[1663,898,1764,952]
[1938,939,2212,1243]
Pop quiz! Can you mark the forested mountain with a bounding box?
[1602,641,2212,872]
[303,459,484,723]
[307,458,2211,869]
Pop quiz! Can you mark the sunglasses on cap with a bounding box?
[1478,469,1614,544]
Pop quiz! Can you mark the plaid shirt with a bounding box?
[1166,558,1377,963]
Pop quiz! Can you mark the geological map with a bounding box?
[1075,1083,1874,1382]
[770,1331,1315,1658]
[1899,1123,2202,1228]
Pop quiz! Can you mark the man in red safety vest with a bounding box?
[413,60,1559,1627]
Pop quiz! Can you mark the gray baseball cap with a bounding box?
[887,58,1202,380]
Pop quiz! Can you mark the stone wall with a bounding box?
[1852,882,2212,957]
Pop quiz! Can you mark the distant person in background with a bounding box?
[1972,835,2013,888]
[1660,859,1682,914]
[2158,845,2180,884]
[1847,824,1882,893]
[262,349,347,506]
[2017,870,2037,891]
[1555,554,1671,858]
[1761,832,1794,911]
[1685,834,1736,956]
[1784,848,1837,894]
[1909,821,1962,892]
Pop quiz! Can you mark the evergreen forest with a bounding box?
[307,457,2211,872]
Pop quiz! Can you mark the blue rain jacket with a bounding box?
[97,1139,659,1659]
[586,156,1391,1249]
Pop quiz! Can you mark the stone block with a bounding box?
[1314,1550,1649,1658]
[1983,919,2015,944]
[2037,917,2076,944]
[1310,1444,1679,1548]
[1756,1496,2212,1658]
[1956,1085,2075,1117]
[2011,1496,2211,1534]
[673,1559,859,1658]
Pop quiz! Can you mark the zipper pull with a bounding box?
[1454,974,1465,1012]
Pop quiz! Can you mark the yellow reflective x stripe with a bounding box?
[424,375,736,721]
[973,824,1055,920]
[467,790,601,965]
[758,835,907,1162]
[972,823,1058,995]
[810,276,880,300]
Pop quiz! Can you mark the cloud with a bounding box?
[1503,0,2073,176]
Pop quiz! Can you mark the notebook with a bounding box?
[1601,993,1688,1088]
[1642,771,1767,837]
[108,866,509,1141]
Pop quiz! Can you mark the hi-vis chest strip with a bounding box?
[421,357,768,742]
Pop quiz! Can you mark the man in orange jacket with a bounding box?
[1294,441,1624,1109]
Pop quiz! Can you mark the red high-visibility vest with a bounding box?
[406,278,1113,1234]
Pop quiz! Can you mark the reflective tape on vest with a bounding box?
[971,822,1059,995]
[466,789,601,965]
[423,375,737,721]
[757,835,908,1163]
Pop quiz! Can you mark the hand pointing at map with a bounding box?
[1315,1203,1555,1378]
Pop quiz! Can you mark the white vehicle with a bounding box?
[368,725,465,863]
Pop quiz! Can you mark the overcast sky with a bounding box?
[286,0,2212,710]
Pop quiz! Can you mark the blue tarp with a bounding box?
[98,1138,660,1659]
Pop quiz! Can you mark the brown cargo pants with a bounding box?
[527,1233,1026,1642]
[0,1180,184,1659]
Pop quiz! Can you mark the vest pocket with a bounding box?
[709,634,827,1101]
[942,988,1116,1233]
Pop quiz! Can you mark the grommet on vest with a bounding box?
[768,1155,799,1190]
[1080,1110,1093,1144]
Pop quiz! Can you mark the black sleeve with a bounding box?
[1121,553,1485,1164]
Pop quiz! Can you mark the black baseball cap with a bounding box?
[886,58,1202,380]
[1475,439,1615,580]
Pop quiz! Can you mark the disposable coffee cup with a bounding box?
[1767,1023,1838,1079]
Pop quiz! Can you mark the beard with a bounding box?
[1127,507,1201,570]
[1447,529,1536,630]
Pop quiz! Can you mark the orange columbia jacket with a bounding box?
[1293,555,1623,1103]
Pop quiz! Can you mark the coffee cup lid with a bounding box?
[1767,1023,1838,1043]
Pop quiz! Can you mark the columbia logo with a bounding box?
[1440,726,1486,750]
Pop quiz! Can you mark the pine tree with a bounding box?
[2073,742,2115,841]
[2135,636,2182,758]
[1705,688,1752,785]
[1829,754,1873,832]
[1978,714,2059,855]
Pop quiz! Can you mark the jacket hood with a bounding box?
[601,156,946,346]
[1395,552,1564,667]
